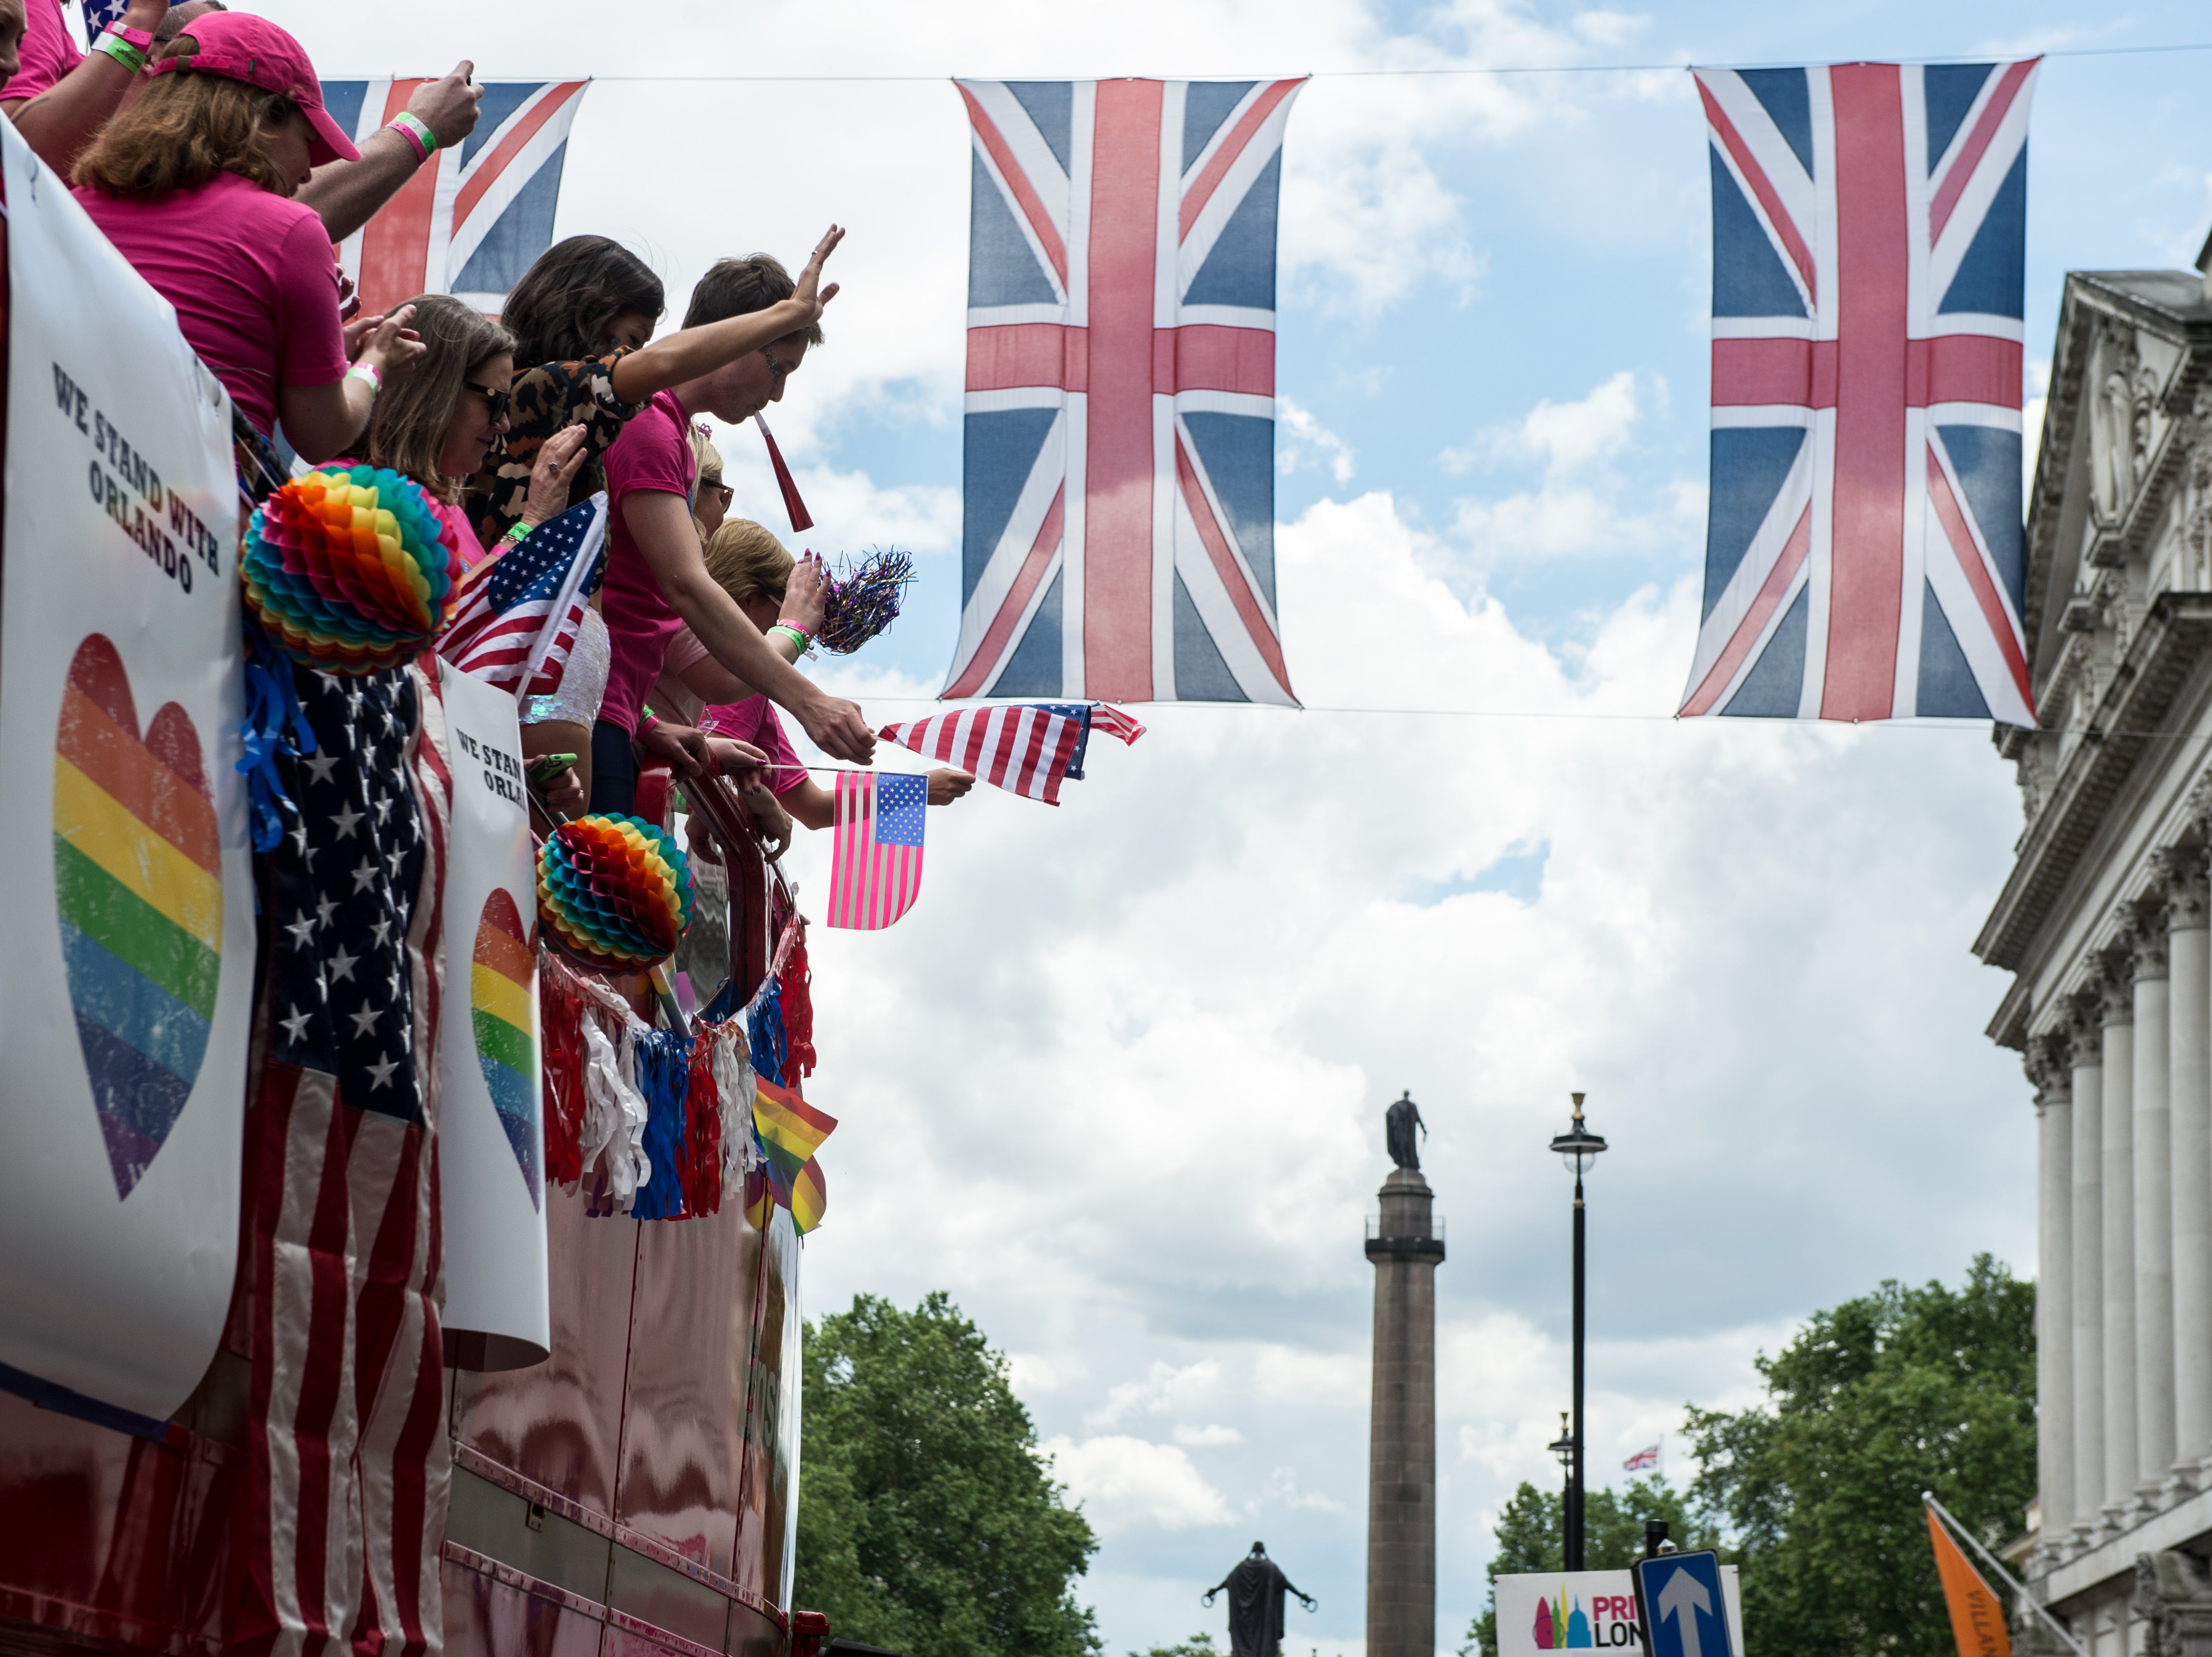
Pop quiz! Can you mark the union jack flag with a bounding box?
[436,496,607,699]
[947,78,1305,706]
[1680,61,2038,725]
[1625,1443,1661,1472]
[320,78,590,318]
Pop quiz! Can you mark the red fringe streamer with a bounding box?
[779,928,816,1081]
[682,1032,724,1217]
[541,968,586,1188]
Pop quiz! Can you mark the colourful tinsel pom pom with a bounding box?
[536,813,695,973]
[817,548,915,654]
[241,466,462,674]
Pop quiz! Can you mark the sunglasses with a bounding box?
[462,381,512,422]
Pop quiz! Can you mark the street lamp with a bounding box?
[1549,1093,1606,1572]
[1546,1411,1576,1565]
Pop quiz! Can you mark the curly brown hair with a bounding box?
[71,67,296,199]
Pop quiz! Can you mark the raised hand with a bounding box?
[360,303,426,382]
[522,424,590,526]
[790,225,845,325]
[408,61,485,151]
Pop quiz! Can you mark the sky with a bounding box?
[257,1,2212,1650]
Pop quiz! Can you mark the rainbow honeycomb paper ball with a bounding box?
[537,814,695,973]
[241,466,462,674]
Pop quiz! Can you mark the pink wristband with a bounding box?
[385,113,433,164]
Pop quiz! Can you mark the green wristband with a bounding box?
[91,31,148,74]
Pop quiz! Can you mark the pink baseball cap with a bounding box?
[150,12,359,167]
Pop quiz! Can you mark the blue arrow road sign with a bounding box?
[1634,1552,1733,1657]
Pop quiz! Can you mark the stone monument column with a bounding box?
[1367,1113,1444,1657]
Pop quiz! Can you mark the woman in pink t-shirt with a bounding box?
[71,12,419,463]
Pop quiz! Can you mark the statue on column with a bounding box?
[1204,1542,1315,1657]
[1385,1090,1426,1171]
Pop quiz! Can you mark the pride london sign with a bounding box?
[1494,1571,1746,1657]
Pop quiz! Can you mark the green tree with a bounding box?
[1462,1475,1716,1657]
[795,1292,1102,1657]
[1685,1254,2036,1657]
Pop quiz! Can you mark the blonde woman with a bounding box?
[664,520,972,856]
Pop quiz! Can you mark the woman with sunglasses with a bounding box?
[357,294,590,572]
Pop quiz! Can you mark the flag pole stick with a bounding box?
[1921,1493,2088,1657]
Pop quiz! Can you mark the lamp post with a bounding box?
[1546,1411,1576,1565]
[1550,1093,1606,1572]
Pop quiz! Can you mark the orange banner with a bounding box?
[1928,1508,2012,1657]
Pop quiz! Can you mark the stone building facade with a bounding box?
[1975,241,2212,1651]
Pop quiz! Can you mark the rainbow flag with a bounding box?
[53,634,222,1197]
[753,1077,836,1186]
[789,1156,827,1233]
[470,890,540,1207]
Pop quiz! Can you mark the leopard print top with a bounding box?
[461,347,643,550]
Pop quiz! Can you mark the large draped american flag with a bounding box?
[319,78,590,318]
[947,78,1305,706]
[1680,60,2038,725]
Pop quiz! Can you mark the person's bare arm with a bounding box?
[278,306,422,463]
[625,490,874,764]
[2,0,165,175]
[297,64,482,241]
[775,778,833,832]
[607,225,844,405]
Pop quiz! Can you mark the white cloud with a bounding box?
[1176,1424,1249,1447]
[1089,1360,1227,1429]
[1265,1467,1348,1513]
[1045,1435,1237,1534]
[1440,373,1701,564]
[1278,399,1359,485]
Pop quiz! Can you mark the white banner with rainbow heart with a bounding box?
[434,659,548,1370]
[0,118,252,1426]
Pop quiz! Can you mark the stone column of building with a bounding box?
[2137,911,2179,1504]
[2103,960,2140,1526]
[2167,849,2212,1486]
[2033,1029,2076,1561]
[1367,1167,1444,1657]
[2071,998,2107,1541]
[2072,998,2106,1541]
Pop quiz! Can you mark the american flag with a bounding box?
[231,663,452,1653]
[1680,61,2038,724]
[826,772,926,931]
[80,0,127,35]
[319,78,590,318]
[1087,702,1148,746]
[436,496,606,698]
[1625,1443,1661,1472]
[879,704,1089,804]
[946,78,1305,707]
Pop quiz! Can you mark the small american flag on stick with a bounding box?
[826,772,926,930]
[437,496,606,699]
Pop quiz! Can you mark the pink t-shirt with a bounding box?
[73,172,348,438]
[432,499,491,571]
[701,697,807,798]
[2,0,82,103]
[597,390,695,734]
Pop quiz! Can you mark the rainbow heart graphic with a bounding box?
[53,634,222,1198]
[471,889,541,1209]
